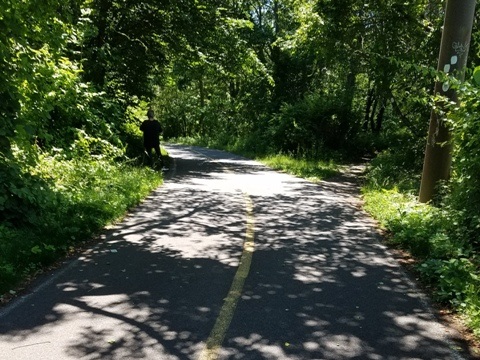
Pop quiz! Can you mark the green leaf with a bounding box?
[473,66,480,86]
[31,245,42,254]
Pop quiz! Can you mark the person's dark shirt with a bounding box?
[140,119,162,147]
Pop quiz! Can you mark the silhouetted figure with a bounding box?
[140,108,163,168]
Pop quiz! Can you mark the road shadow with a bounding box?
[0,145,466,360]
[222,189,457,359]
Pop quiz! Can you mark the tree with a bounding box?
[81,0,171,98]
[419,0,476,203]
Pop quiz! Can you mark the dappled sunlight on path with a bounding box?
[0,145,465,360]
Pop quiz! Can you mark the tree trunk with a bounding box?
[344,69,356,112]
[369,98,378,132]
[375,103,385,133]
[84,0,111,87]
[419,0,476,202]
[198,75,205,135]
[363,87,375,131]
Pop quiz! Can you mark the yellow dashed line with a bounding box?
[199,193,255,360]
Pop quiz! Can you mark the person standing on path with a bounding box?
[140,108,163,168]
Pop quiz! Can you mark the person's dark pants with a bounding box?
[144,143,162,167]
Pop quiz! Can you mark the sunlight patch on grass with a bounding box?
[258,154,339,182]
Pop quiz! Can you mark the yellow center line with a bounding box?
[199,193,255,360]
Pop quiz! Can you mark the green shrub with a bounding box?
[363,185,480,337]
[361,188,411,227]
[270,93,361,157]
[0,153,163,296]
[364,148,423,192]
[418,258,479,306]
[464,286,480,337]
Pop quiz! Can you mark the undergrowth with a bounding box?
[362,152,480,339]
[258,154,339,182]
[0,153,162,298]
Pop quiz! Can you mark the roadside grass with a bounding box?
[257,154,339,182]
[0,154,163,300]
[171,137,340,181]
[245,135,480,345]
[362,154,480,341]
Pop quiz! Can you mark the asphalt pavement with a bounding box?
[0,144,468,359]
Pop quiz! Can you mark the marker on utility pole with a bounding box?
[418,0,476,203]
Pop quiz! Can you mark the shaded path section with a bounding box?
[0,144,466,360]
[183,146,463,360]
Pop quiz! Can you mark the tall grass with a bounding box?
[258,154,339,181]
[362,154,480,339]
[0,155,162,298]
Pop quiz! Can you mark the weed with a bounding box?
[258,155,339,181]
[0,155,162,295]
[362,168,480,339]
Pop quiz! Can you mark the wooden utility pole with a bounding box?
[418,0,476,203]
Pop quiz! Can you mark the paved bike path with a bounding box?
[0,145,465,359]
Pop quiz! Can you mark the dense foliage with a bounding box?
[1,0,480,341]
[361,69,480,338]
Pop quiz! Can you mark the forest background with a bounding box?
[1,0,480,347]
